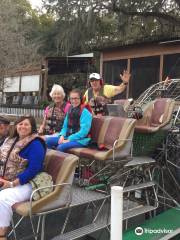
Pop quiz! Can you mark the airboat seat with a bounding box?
[22,95,34,105]
[68,116,136,161]
[13,150,78,216]
[114,99,131,111]
[107,104,127,117]
[33,95,40,105]
[12,95,22,105]
[107,99,131,117]
[11,150,78,239]
[135,98,175,133]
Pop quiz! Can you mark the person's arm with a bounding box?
[68,109,92,141]
[38,116,47,134]
[0,177,20,189]
[114,70,131,95]
[163,76,172,86]
[0,177,20,188]
[17,139,46,185]
[11,178,20,187]
[38,106,49,134]
[1,139,46,188]
[58,114,68,137]
[83,90,88,103]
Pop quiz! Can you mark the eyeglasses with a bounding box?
[89,78,99,82]
[69,97,80,101]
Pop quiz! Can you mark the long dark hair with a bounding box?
[11,116,37,138]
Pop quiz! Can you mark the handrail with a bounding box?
[113,138,133,161]
[29,182,72,217]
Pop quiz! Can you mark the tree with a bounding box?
[40,0,117,55]
[41,0,180,55]
[110,0,180,39]
[0,0,41,72]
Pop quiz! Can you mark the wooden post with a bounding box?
[42,58,48,101]
[100,52,103,76]
[111,186,123,240]
[126,58,131,98]
[159,54,164,82]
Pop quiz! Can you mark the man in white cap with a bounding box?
[84,70,131,115]
[0,116,10,146]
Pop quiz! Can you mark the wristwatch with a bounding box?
[9,182,14,188]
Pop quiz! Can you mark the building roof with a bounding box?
[94,35,180,51]
[69,53,94,58]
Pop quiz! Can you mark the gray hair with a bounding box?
[49,84,65,99]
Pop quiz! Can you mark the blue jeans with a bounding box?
[45,136,83,152]
[45,135,59,149]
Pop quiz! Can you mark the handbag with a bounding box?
[30,172,54,201]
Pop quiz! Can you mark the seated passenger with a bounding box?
[0,116,46,240]
[0,117,10,146]
[45,89,92,152]
[38,84,70,135]
[84,71,131,115]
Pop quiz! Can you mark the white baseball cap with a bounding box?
[89,73,101,80]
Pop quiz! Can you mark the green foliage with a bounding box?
[39,99,50,109]
[47,73,88,96]
[38,0,180,55]
[1,0,180,70]
[0,0,41,70]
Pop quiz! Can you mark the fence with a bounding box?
[0,106,44,119]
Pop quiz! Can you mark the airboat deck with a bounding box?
[124,207,180,240]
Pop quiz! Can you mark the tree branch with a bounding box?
[174,0,180,8]
[111,4,180,25]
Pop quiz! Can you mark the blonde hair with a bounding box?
[49,84,65,99]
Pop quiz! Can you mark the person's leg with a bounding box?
[56,141,83,152]
[45,135,59,149]
[0,184,32,237]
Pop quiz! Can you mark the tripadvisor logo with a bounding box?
[135,227,144,236]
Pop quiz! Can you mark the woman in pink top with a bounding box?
[38,84,70,135]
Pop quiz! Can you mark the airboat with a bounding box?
[6,79,180,240]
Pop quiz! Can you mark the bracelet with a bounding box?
[9,182,14,188]
[122,82,128,86]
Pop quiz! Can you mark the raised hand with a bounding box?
[163,76,172,86]
[120,70,131,84]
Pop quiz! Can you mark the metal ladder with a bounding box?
[52,157,158,240]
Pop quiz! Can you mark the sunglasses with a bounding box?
[90,78,99,82]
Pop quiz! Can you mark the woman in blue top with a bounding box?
[0,116,46,239]
[46,89,93,152]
